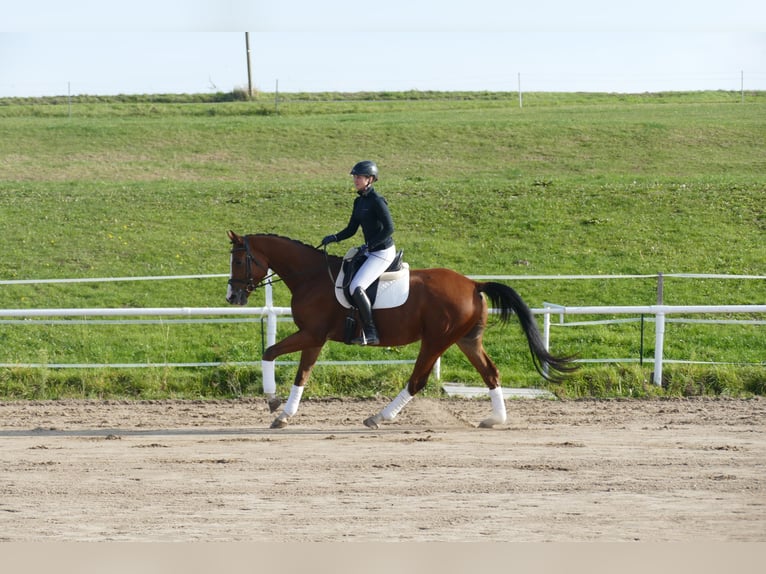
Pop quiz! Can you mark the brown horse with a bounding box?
[226,231,576,429]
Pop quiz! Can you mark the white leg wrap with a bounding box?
[261,360,276,396]
[381,388,413,421]
[489,386,507,424]
[283,384,304,417]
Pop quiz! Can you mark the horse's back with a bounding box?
[409,267,480,299]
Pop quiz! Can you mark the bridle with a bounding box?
[228,236,277,293]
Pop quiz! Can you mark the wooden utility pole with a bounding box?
[245,32,254,99]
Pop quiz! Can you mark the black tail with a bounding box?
[479,282,578,382]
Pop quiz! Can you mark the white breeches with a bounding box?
[350,245,396,292]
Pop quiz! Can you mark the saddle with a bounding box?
[334,247,410,310]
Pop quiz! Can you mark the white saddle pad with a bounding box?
[334,248,410,310]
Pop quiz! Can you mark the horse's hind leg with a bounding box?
[456,324,507,428]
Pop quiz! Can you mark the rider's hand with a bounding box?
[357,244,369,257]
[321,234,337,246]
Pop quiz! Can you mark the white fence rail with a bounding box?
[2,273,765,388]
[540,303,766,385]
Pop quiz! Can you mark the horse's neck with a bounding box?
[259,236,322,290]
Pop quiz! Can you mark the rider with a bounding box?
[321,160,396,345]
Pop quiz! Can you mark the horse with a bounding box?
[225,231,576,429]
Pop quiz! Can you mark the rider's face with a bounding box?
[353,174,373,191]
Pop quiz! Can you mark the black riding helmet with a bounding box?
[350,160,379,182]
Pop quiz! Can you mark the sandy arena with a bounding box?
[0,396,763,542]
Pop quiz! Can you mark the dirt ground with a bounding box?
[0,396,764,542]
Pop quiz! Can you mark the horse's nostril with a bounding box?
[226,290,247,306]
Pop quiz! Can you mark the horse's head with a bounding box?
[226,231,268,305]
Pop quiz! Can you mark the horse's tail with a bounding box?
[478,282,578,382]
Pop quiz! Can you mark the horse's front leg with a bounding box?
[260,329,323,423]
[269,345,322,429]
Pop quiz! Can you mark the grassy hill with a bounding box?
[0,91,764,399]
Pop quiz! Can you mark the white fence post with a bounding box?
[261,272,278,395]
[264,274,277,348]
[543,306,551,351]
[542,306,552,379]
[653,311,666,386]
[653,273,665,386]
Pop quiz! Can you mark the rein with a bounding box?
[320,244,338,286]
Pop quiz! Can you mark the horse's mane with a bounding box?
[251,233,317,251]
[253,233,342,262]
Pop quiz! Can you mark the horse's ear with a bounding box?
[227,230,239,243]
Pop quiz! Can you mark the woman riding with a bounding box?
[321,160,396,345]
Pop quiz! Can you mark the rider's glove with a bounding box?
[321,234,337,246]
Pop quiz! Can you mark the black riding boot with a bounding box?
[350,287,379,345]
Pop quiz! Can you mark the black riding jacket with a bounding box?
[334,187,395,251]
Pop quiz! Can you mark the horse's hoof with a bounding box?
[267,396,282,413]
[270,417,288,429]
[479,416,505,428]
[363,416,380,430]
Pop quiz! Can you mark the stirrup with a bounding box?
[351,327,379,346]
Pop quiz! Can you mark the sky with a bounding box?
[1,0,765,97]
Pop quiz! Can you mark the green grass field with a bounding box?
[1,91,764,399]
